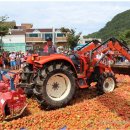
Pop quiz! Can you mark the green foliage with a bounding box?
[0,16,9,22]
[0,16,10,52]
[118,30,130,45]
[0,16,9,36]
[86,9,130,43]
[60,27,81,50]
[0,26,8,36]
[60,27,70,35]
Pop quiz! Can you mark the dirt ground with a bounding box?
[0,74,130,130]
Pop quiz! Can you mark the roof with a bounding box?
[16,26,26,30]
[11,29,25,35]
[26,37,46,42]
[26,28,53,33]
[21,23,33,26]
[21,23,33,29]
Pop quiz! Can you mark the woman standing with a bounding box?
[16,52,21,70]
[3,56,9,69]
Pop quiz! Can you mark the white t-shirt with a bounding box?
[21,57,25,63]
[9,54,16,61]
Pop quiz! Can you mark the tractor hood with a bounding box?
[34,54,77,71]
[34,54,73,64]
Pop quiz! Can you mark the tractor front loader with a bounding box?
[20,37,130,109]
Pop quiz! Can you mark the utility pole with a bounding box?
[52,27,55,45]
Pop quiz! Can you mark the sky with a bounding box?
[0,1,130,35]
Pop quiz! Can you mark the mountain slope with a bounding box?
[86,9,130,41]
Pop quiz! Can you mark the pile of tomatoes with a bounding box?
[0,74,130,129]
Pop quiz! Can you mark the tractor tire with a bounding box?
[34,63,76,109]
[20,66,31,83]
[96,72,116,94]
[20,65,34,98]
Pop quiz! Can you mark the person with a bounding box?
[9,52,16,70]
[16,52,21,70]
[0,55,3,69]
[26,50,31,56]
[3,55,9,69]
[43,37,57,54]
[20,54,25,68]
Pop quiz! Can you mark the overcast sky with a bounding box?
[0,1,130,35]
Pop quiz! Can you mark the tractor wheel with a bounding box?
[34,63,76,109]
[20,65,34,98]
[20,66,31,83]
[96,72,116,94]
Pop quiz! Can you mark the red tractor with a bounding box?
[20,37,130,109]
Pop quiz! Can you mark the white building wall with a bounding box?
[2,35,26,53]
[79,37,102,44]
[2,35,25,43]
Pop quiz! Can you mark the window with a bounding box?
[42,34,45,39]
[26,34,29,37]
[57,33,64,37]
[45,33,53,40]
[38,34,41,37]
[29,33,38,37]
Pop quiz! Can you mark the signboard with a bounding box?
[3,43,26,53]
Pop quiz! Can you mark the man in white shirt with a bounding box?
[9,52,16,70]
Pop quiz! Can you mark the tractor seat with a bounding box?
[70,54,80,65]
[70,54,81,72]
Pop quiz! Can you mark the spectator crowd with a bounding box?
[0,37,129,71]
[0,51,29,70]
[0,37,57,70]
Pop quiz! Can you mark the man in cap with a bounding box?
[43,37,57,54]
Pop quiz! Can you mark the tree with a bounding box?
[118,30,130,45]
[60,27,81,50]
[0,16,9,52]
[86,9,130,41]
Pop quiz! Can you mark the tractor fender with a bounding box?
[26,54,38,65]
[26,56,34,64]
[34,54,77,75]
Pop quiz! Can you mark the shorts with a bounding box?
[4,60,9,66]
[10,61,16,67]
[16,60,21,65]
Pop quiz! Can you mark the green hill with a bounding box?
[86,9,130,41]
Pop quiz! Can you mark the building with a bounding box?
[25,27,67,51]
[26,28,53,50]
[55,29,67,47]
[79,36,101,44]
[2,29,26,53]
[21,23,33,29]
[1,22,67,52]
[0,21,26,53]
